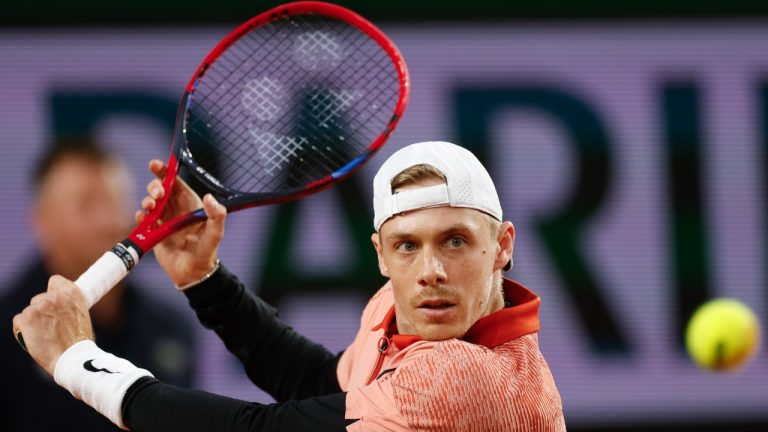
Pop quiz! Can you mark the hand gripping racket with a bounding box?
[17,1,408,350]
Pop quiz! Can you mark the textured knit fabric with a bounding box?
[339,279,565,431]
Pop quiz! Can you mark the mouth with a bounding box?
[417,299,457,310]
[416,299,458,321]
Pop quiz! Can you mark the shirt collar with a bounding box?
[371,278,541,350]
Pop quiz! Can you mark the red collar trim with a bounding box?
[371,279,541,350]
[371,305,396,332]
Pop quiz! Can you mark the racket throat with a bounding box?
[112,240,144,267]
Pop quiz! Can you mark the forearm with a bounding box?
[122,377,348,432]
[184,264,341,400]
[52,339,349,431]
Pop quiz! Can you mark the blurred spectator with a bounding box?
[0,137,195,431]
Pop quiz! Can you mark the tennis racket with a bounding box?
[17,1,408,350]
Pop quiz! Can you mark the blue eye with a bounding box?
[449,237,464,248]
[396,242,416,253]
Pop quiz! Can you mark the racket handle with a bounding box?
[16,242,141,352]
[75,243,141,308]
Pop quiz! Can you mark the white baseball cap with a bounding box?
[373,141,503,231]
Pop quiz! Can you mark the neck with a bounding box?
[486,271,506,315]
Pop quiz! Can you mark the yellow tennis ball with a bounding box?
[685,298,761,371]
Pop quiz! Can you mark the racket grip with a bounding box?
[15,243,141,352]
[75,243,141,308]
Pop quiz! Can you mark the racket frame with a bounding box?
[17,0,409,350]
[129,0,410,255]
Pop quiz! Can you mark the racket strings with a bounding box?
[199,18,389,178]
[245,48,394,190]
[185,13,400,195]
[210,21,377,163]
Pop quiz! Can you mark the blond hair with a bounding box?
[390,163,446,190]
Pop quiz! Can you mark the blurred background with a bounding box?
[2,1,768,430]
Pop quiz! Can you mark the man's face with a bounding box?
[34,156,134,279]
[372,186,513,341]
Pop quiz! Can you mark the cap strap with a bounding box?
[390,183,450,214]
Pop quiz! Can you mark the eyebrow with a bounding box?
[385,222,475,242]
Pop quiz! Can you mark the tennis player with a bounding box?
[13,141,565,431]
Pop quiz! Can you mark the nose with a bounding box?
[418,248,447,287]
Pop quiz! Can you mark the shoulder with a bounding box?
[358,282,394,327]
[389,336,565,431]
[366,282,393,307]
[399,335,542,373]
[393,339,505,390]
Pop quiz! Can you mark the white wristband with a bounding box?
[53,339,154,430]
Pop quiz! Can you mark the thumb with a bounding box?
[48,274,66,290]
[48,275,86,304]
[202,194,227,232]
[47,274,73,293]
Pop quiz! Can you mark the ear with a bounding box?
[493,221,514,272]
[370,232,390,277]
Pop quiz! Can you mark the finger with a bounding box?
[149,159,168,179]
[141,196,156,211]
[48,275,86,308]
[47,274,69,293]
[201,194,226,245]
[135,209,146,224]
[146,179,165,200]
[12,311,29,333]
[29,293,47,305]
[203,194,227,225]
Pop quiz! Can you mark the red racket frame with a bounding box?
[130,1,410,255]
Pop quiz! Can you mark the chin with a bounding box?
[417,324,466,341]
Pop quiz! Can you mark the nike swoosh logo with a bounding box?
[83,359,119,374]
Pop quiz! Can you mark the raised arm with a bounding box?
[183,264,342,400]
[139,160,341,400]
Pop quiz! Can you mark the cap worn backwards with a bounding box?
[372,141,502,231]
